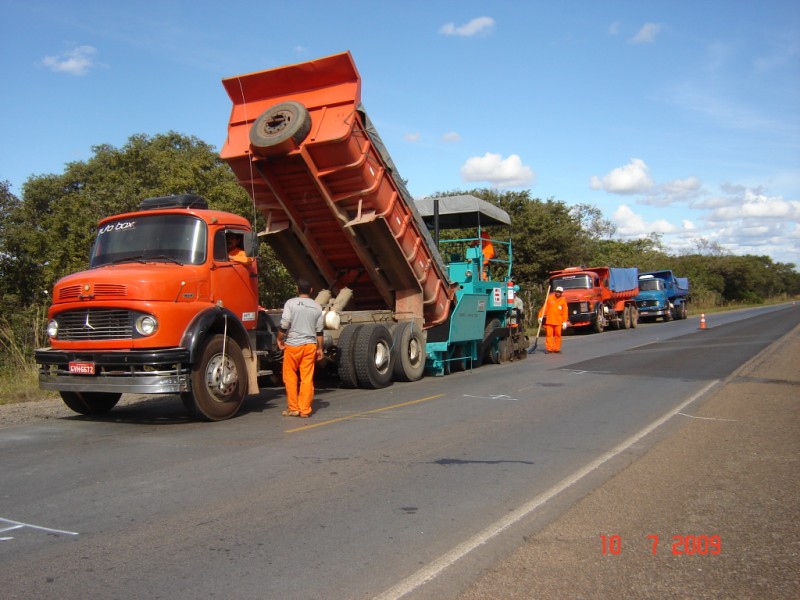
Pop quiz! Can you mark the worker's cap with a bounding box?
[555,286,564,292]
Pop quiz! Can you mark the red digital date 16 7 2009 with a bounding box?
[600,534,722,555]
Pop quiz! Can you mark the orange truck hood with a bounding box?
[50,264,203,306]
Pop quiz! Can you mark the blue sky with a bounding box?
[2,1,799,266]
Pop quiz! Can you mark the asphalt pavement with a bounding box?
[456,319,800,599]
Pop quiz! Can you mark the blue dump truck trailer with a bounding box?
[634,270,690,322]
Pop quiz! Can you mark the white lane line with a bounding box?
[373,379,719,600]
[0,517,79,537]
[677,412,737,422]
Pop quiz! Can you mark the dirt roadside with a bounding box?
[457,324,800,599]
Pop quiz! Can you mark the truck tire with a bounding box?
[620,305,629,329]
[390,322,426,382]
[498,339,513,363]
[183,335,247,421]
[60,391,121,416]
[449,344,468,372]
[678,303,687,319]
[249,101,311,154]
[336,324,363,388]
[483,318,502,364]
[630,306,639,328]
[664,307,673,322]
[592,306,605,333]
[354,324,394,389]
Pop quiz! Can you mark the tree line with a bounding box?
[2,132,798,373]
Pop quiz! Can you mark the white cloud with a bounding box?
[439,17,495,37]
[641,176,704,206]
[590,158,654,195]
[404,132,421,143]
[710,189,800,221]
[460,152,535,188]
[613,204,677,236]
[441,131,461,143]
[608,22,621,36]
[630,23,661,44]
[41,45,99,76]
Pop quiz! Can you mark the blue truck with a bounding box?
[634,270,690,322]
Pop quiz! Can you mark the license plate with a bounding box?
[69,361,96,375]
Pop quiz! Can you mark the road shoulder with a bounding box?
[458,323,800,599]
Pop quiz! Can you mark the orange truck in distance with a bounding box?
[548,266,640,333]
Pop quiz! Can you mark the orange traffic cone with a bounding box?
[699,313,707,330]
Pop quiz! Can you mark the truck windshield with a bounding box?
[551,275,592,290]
[639,279,664,291]
[90,214,207,267]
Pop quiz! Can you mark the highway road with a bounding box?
[1,305,797,599]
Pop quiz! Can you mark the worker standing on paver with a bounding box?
[276,279,324,417]
[537,286,568,353]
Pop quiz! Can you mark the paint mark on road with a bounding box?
[0,517,78,542]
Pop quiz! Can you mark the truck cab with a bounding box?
[35,194,262,421]
[635,271,690,321]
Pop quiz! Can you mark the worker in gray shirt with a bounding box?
[276,279,324,418]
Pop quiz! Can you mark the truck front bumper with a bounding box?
[35,348,191,395]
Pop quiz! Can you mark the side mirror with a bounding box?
[244,231,259,257]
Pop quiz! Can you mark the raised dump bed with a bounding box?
[220,51,454,328]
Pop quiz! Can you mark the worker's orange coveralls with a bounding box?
[479,231,495,280]
[537,293,568,353]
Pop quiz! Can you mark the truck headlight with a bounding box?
[47,319,58,338]
[135,315,158,336]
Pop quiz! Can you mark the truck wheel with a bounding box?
[483,318,502,364]
[354,324,394,389]
[184,335,247,421]
[592,306,604,333]
[249,101,311,154]
[390,322,426,382]
[336,324,363,388]
[450,344,468,372]
[630,306,639,328]
[621,305,631,329]
[664,307,673,322]
[498,339,513,363]
[60,391,121,416]
[679,303,687,319]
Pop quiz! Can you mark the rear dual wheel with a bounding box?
[337,324,395,389]
[354,324,394,389]
[391,322,426,382]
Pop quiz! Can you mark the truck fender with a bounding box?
[180,307,253,364]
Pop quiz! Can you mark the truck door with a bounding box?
[210,228,259,329]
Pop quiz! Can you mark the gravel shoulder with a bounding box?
[457,323,800,599]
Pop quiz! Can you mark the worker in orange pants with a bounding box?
[537,286,568,353]
[281,344,319,417]
[277,279,324,417]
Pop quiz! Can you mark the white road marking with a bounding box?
[677,412,737,422]
[373,380,719,600]
[0,517,79,541]
[462,394,519,401]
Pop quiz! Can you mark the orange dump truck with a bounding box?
[35,52,525,421]
[548,266,640,332]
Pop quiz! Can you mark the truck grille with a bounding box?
[58,284,129,300]
[56,309,134,340]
